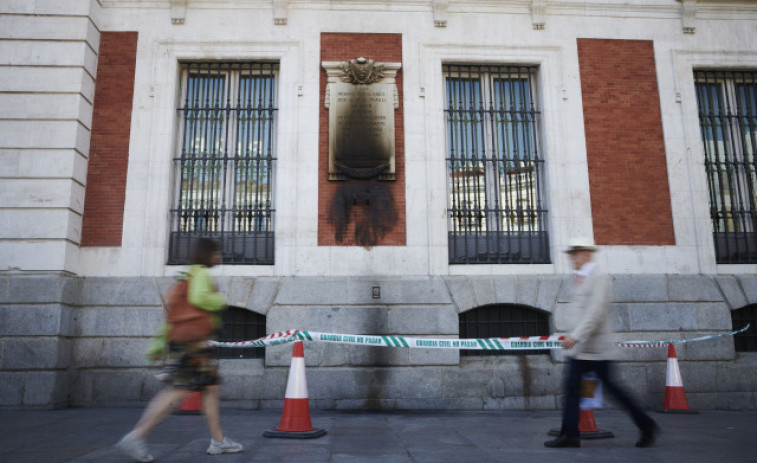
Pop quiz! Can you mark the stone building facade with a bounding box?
[1,0,756,410]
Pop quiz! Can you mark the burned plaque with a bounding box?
[324,58,401,181]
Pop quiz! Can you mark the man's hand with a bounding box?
[562,335,577,349]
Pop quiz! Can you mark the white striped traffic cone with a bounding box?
[660,344,697,414]
[264,341,327,438]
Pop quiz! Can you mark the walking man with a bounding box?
[544,238,660,448]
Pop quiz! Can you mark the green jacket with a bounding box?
[186,265,227,312]
[146,265,227,362]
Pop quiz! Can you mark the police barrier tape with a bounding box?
[210,324,750,351]
[616,323,750,348]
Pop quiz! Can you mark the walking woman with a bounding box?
[117,238,242,462]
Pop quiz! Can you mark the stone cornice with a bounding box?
[96,0,757,27]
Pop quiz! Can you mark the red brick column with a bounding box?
[318,33,406,246]
[577,38,675,246]
[81,31,138,247]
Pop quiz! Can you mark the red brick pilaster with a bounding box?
[81,31,138,247]
[577,38,675,246]
[318,33,406,246]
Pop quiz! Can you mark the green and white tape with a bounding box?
[615,324,750,348]
[210,324,749,350]
[297,332,566,350]
[209,330,564,350]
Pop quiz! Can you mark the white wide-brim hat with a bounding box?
[565,237,598,253]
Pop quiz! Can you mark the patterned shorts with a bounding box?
[164,341,220,391]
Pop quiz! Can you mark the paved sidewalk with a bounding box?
[1,408,756,463]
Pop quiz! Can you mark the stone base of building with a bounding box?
[1,273,755,410]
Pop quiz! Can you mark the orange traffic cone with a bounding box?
[549,374,614,439]
[176,391,202,414]
[263,341,326,438]
[660,344,698,414]
[577,409,614,439]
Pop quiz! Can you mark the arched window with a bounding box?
[458,304,550,356]
[731,304,757,352]
[214,306,266,359]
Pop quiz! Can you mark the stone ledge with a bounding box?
[612,275,668,302]
[667,275,723,302]
[79,278,163,306]
[274,276,452,306]
[715,275,748,309]
[73,307,163,337]
[735,275,757,305]
[0,305,73,336]
[2,275,80,305]
[0,373,24,406]
[615,302,731,332]
[0,337,72,370]
[445,275,565,313]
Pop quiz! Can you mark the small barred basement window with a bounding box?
[459,304,550,356]
[214,306,266,359]
[731,304,757,352]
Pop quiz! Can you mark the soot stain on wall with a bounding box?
[329,179,397,246]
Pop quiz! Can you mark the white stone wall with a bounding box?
[0,0,100,273]
[2,1,756,278]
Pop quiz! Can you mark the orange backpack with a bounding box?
[166,276,214,343]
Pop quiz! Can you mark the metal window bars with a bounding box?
[213,306,267,359]
[169,62,278,265]
[458,304,551,356]
[444,64,549,264]
[695,70,757,264]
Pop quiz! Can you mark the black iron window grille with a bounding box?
[731,304,757,352]
[213,306,266,359]
[459,304,551,356]
[694,70,757,264]
[444,64,549,264]
[169,62,277,265]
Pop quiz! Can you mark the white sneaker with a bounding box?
[116,432,154,462]
[207,437,243,455]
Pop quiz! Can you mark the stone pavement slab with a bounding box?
[0,408,756,463]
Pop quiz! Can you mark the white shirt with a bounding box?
[576,261,596,278]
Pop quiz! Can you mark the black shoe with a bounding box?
[636,423,661,448]
[544,435,581,448]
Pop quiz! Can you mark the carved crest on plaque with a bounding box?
[340,57,386,85]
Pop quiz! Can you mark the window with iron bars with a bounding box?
[731,304,757,353]
[444,64,549,264]
[694,70,757,264]
[459,304,551,356]
[213,306,266,360]
[169,62,277,265]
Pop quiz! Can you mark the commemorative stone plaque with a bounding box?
[323,58,401,180]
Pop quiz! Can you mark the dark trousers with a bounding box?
[561,358,656,438]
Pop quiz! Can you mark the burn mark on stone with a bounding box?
[330,179,397,246]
